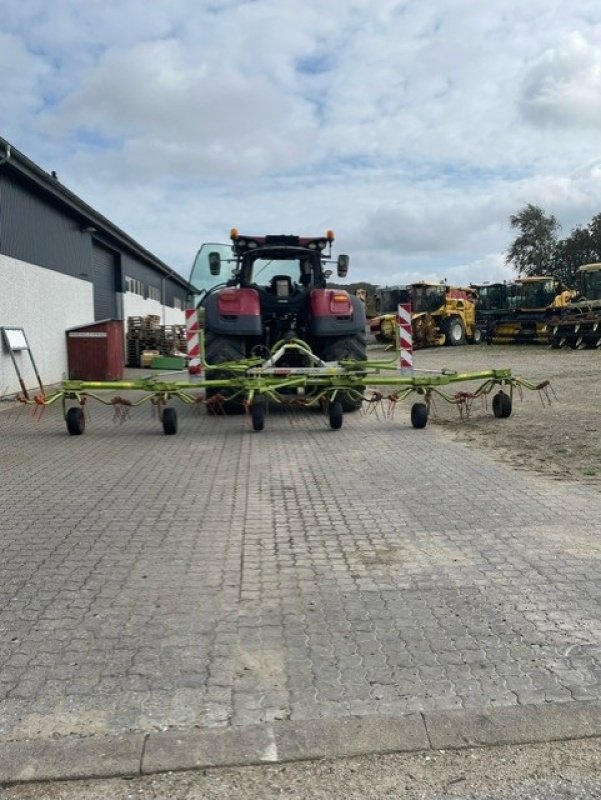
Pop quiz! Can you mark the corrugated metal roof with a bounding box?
[0,135,193,292]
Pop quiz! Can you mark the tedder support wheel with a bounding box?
[492,391,512,419]
[66,406,85,436]
[328,400,343,430]
[251,398,266,432]
[410,402,428,429]
[162,407,178,435]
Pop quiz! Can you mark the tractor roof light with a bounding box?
[317,240,327,250]
[326,229,335,241]
[230,227,239,240]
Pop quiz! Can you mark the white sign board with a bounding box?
[2,328,29,351]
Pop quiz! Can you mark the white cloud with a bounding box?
[4,0,601,286]
[520,32,601,129]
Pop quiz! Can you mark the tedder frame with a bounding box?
[14,328,552,436]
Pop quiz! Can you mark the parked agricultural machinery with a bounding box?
[485,276,574,345]
[546,263,601,348]
[470,282,516,344]
[10,230,551,435]
[370,282,481,347]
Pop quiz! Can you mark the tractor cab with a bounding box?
[190,230,347,302]
[515,277,561,311]
[409,282,447,314]
[578,263,601,301]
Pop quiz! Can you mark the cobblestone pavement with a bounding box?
[1,364,601,744]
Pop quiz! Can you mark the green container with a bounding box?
[150,356,186,370]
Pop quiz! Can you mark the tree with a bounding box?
[554,227,596,286]
[505,204,560,276]
[555,213,601,287]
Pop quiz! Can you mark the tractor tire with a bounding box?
[320,332,367,412]
[204,331,246,415]
[442,317,466,346]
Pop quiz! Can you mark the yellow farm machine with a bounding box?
[546,263,601,348]
[482,276,574,345]
[370,282,481,348]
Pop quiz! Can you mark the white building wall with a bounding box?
[123,293,186,327]
[0,255,94,396]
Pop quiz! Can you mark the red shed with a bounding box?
[66,320,124,381]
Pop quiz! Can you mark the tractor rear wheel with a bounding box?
[320,332,367,412]
[204,332,246,415]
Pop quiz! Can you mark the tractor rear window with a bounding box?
[251,258,303,286]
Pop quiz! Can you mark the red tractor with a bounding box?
[189,229,367,412]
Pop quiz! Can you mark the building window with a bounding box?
[148,285,161,302]
[125,276,145,296]
[173,297,182,310]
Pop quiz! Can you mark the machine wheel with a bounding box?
[66,406,85,436]
[320,332,367,411]
[328,400,343,429]
[470,326,483,345]
[204,331,246,415]
[251,398,266,431]
[162,407,178,435]
[492,391,512,418]
[443,317,466,346]
[410,402,428,429]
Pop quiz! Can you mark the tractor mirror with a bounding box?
[337,254,349,277]
[209,252,221,276]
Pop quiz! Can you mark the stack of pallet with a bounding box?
[126,315,187,367]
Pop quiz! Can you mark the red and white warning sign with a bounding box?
[185,308,203,375]
[397,302,413,373]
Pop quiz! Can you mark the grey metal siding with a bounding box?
[121,253,161,298]
[165,281,190,308]
[92,244,118,320]
[0,173,92,281]
[121,253,190,308]
[0,162,192,313]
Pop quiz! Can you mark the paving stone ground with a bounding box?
[1,360,601,745]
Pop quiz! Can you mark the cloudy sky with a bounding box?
[3,0,601,287]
